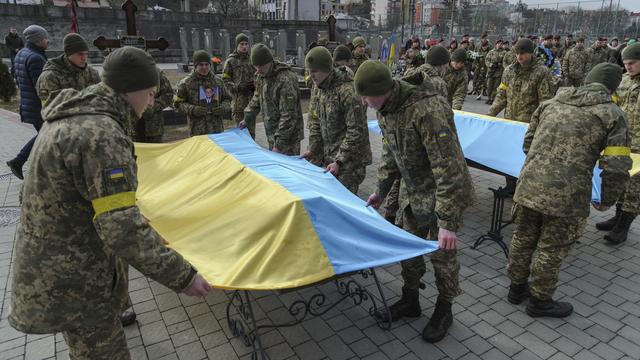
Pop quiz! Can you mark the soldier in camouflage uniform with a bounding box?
[588,37,609,69]
[562,38,589,87]
[596,44,640,244]
[223,33,256,137]
[300,47,372,193]
[488,39,554,123]
[402,45,450,99]
[333,45,353,70]
[484,40,505,104]
[502,41,517,69]
[350,36,369,74]
[444,49,469,110]
[135,69,173,143]
[551,35,565,60]
[471,39,490,98]
[36,33,100,107]
[241,44,304,155]
[359,60,474,343]
[174,50,232,136]
[9,47,212,359]
[507,63,631,318]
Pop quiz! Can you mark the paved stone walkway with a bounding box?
[1,97,640,360]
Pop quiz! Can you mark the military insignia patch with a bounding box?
[107,168,125,182]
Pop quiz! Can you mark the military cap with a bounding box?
[333,45,352,62]
[63,33,89,56]
[353,60,393,97]
[306,46,333,73]
[513,38,535,54]
[622,43,640,61]
[585,63,622,93]
[352,36,366,48]
[250,43,273,66]
[426,45,450,66]
[451,48,467,62]
[235,33,249,46]
[103,46,158,93]
[193,50,211,64]
[496,39,503,44]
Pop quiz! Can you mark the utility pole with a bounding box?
[449,0,455,40]
[410,0,415,37]
[401,0,406,45]
[612,0,620,37]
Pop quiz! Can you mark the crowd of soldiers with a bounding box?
[4,23,640,358]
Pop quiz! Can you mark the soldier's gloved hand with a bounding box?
[209,107,224,116]
[192,106,208,117]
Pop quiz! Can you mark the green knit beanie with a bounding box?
[306,46,333,73]
[251,44,273,66]
[622,43,640,61]
[333,45,352,62]
[585,63,622,93]
[514,39,535,54]
[193,50,211,65]
[236,33,249,46]
[352,36,365,48]
[63,33,89,56]
[354,60,393,96]
[426,45,450,66]
[451,48,467,63]
[102,46,158,93]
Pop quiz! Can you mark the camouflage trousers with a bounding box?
[383,179,400,220]
[507,204,586,301]
[485,74,501,101]
[398,205,462,304]
[337,164,366,194]
[619,175,640,214]
[190,116,224,136]
[267,139,301,156]
[62,314,130,360]
[472,66,486,95]
[565,76,584,88]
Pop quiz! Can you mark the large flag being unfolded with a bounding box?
[69,0,79,33]
[134,130,438,290]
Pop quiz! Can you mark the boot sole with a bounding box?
[525,307,572,318]
[422,317,453,343]
[507,295,529,305]
[375,310,421,323]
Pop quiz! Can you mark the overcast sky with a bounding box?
[513,0,639,12]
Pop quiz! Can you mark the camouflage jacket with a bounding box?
[502,49,516,69]
[349,53,368,74]
[485,48,505,77]
[244,61,304,150]
[472,46,490,71]
[377,80,474,232]
[308,67,372,169]
[562,46,590,81]
[36,54,100,107]
[443,64,468,110]
[488,60,554,123]
[552,44,565,59]
[402,63,448,99]
[9,83,196,334]
[139,70,173,138]
[174,70,232,123]
[515,83,632,217]
[222,51,256,113]
[616,73,640,152]
[587,45,608,68]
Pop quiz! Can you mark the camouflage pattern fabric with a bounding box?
[383,179,400,219]
[222,51,256,129]
[502,49,517,69]
[552,44,565,59]
[174,69,232,136]
[562,46,590,87]
[9,83,196,339]
[349,53,369,74]
[244,60,304,155]
[402,63,448,99]
[443,63,468,110]
[488,60,554,123]
[507,204,587,301]
[36,54,100,107]
[515,82,632,218]
[471,46,490,95]
[484,48,505,101]
[62,314,130,359]
[587,45,609,69]
[307,67,372,193]
[136,69,173,143]
[616,73,640,213]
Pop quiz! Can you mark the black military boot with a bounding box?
[121,310,137,327]
[422,300,453,343]
[376,287,421,322]
[604,211,637,244]
[596,203,622,231]
[6,158,24,180]
[507,282,530,305]
[526,296,573,318]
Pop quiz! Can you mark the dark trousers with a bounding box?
[15,122,42,164]
[10,52,16,78]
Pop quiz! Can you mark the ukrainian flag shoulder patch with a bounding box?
[108,168,125,181]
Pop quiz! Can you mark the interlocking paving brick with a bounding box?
[140,320,171,345]
[514,332,557,359]
[590,342,624,360]
[318,335,354,360]
[145,339,175,359]
[171,328,199,348]
[25,336,54,360]
[293,340,325,360]
[175,340,206,360]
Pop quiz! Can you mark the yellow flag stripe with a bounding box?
[92,191,136,219]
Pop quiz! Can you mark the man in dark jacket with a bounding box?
[5,27,24,77]
[6,25,48,180]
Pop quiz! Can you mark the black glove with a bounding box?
[192,106,208,117]
[209,107,224,116]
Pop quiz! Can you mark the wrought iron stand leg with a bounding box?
[242,291,268,360]
[368,268,391,330]
[473,187,511,258]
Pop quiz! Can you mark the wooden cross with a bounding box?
[327,14,336,42]
[93,0,169,51]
